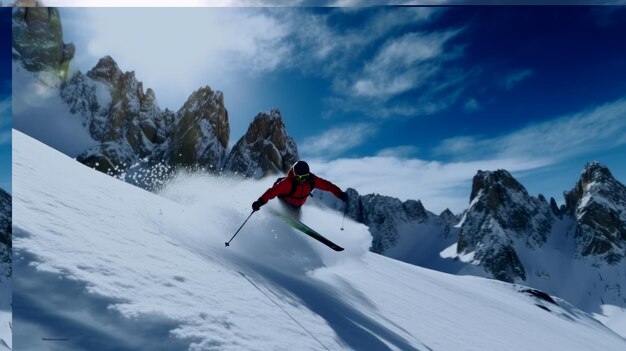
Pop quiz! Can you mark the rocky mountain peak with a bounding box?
[457,169,555,283]
[87,55,124,83]
[224,109,299,178]
[565,162,625,213]
[439,209,459,225]
[470,169,528,204]
[165,86,229,170]
[177,86,229,151]
[581,161,614,183]
[564,162,626,264]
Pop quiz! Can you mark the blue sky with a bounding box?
[60,6,626,212]
[0,9,11,193]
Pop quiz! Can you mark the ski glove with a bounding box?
[339,191,348,202]
[252,199,264,212]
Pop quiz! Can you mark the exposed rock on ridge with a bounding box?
[457,170,555,282]
[339,188,437,254]
[564,162,626,264]
[224,109,298,178]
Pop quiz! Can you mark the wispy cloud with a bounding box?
[282,7,439,74]
[325,26,466,118]
[300,123,377,158]
[63,7,459,118]
[503,69,534,90]
[311,96,626,213]
[310,156,548,214]
[64,8,292,109]
[376,145,419,158]
[435,97,626,163]
[351,30,460,99]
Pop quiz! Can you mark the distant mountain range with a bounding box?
[12,6,626,336]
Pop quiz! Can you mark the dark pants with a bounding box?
[279,198,302,221]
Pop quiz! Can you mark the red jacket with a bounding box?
[259,169,344,208]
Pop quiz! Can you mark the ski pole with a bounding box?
[225,210,255,247]
[340,204,348,231]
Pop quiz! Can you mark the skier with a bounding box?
[251,161,348,215]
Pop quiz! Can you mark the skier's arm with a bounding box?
[259,178,292,204]
[313,176,347,201]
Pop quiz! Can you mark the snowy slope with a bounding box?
[12,129,626,351]
[12,63,98,158]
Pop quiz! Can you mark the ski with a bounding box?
[269,209,344,251]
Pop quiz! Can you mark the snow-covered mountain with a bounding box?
[13,8,297,187]
[12,129,626,350]
[456,169,555,283]
[564,162,626,264]
[315,187,460,269]
[444,164,626,336]
[0,189,11,351]
[315,163,626,337]
[224,109,299,178]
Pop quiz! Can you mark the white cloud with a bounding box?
[282,7,439,74]
[435,97,626,163]
[350,30,460,100]
[310,97,626,214]
[63,8,291,110]
[61,7,462,120]
[310,156,548,214]
[504,69,534,90]
[376,145,419,158]
[300,123,377,158]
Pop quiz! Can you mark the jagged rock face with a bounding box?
[60,56,229,176]
[343,188,429,253]
[439,209,460,237]
[168,87,229,169]
[12,7,75,79]
[61,56,171,174]
[564,162,626,264]
[458,170,554,282]
[0,189,11,279]
[224,109,298,178]
[0,189,10,248]
[440,209,459,226]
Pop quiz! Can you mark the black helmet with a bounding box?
[293,161,310,176]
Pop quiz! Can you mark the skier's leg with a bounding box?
[279,199,302,221]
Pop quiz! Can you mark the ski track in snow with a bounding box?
[12,130,626,351]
